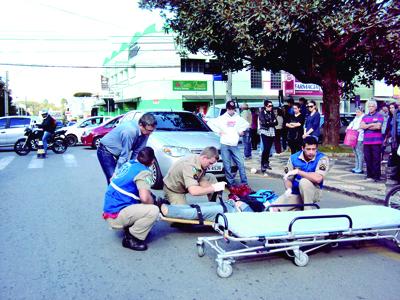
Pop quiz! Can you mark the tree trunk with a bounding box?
[320,66,341,146]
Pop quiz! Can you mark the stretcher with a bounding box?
[196,205,400,278]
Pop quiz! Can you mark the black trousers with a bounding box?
[250,129,259,150]
[288,139,302,154]
[260,135,274,168]
[363,144,382,180]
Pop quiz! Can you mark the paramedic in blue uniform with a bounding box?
[97,113,157,184]
[102,147,159,251]
[274,136,329,211]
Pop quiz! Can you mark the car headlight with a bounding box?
[162,146,191,157]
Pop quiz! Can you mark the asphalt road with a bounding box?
[0,147,399,300]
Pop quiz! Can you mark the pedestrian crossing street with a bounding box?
[0,152,97,171]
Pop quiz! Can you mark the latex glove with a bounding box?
[284,188,292,197]
[212,181,227,192]
[283,169,299,180]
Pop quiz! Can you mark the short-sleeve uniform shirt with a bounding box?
[163,155,205,193]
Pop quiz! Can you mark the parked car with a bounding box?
[118,110,227,189]
[62,116,112,146]
[81,114,124,149]
[319,113,355,143]
[0,116,38,148]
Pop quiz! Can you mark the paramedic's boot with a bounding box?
[122,228,147,251]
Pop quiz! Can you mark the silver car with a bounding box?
[119,110,225,189]
[0,116,38,148]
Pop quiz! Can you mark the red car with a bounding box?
[81,114,124,148]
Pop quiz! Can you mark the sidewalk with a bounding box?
[244,150,387,203]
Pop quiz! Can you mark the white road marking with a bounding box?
[63,154,78,167]
[28,156,44,169]
[0,156,15,170]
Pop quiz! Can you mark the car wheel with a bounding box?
[92,136,102,149]
[149,159,163,190]
[66,134,78,147]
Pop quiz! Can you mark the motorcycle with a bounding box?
[14,126,68,156]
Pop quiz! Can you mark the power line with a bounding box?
[0,62,180,69]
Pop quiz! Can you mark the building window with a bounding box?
[251,69,262,88]
[181,59,205,73]
[270,71,282,89]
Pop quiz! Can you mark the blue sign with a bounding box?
[213,74,223,81]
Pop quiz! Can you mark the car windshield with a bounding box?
[205,107,222,118]
[151,112,210,131]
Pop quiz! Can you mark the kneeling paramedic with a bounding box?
[161,146,250,222]
[103,147,159,251]
[273,136,329,211]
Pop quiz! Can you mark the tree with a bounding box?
[140,0,400,145]
[73,92,93,97]
[0,79,17,116]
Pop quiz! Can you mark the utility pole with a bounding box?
[225,71,232,102]
[4,71,9,116]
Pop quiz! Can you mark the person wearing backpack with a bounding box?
[38,109,57,157]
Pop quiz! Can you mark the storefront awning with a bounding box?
[115,97,140,104]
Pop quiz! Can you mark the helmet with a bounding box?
[40,109,49,118]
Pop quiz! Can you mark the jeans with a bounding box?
[352,141,364,171]
[42,131,52,153]
[163,201,253,221]
[220,144,248,186]
[97,143,117,184]
[242,129,252,158]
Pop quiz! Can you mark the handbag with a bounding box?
[343,129,359,147]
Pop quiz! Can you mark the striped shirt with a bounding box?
[362,112,384,145]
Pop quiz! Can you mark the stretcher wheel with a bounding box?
[197,244,205,257]
[217,262,233,278]
[294,251,309,267]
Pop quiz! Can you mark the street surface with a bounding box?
[0,147,399,300]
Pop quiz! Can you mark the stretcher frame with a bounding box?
[196,205,400,278]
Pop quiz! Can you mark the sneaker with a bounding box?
[353,170,364,174]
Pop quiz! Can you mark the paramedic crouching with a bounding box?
[103,147,159,251]
[161,146,247,221]
[273,136,329,211]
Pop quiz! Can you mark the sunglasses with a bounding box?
[266,104,273,107]
[307,105,314,108]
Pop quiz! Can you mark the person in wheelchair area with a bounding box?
[37,109,57,157]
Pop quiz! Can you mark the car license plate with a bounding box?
[207,162,223,172]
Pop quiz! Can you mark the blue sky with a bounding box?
[0,0,163,103]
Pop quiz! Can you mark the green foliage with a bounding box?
[140,0,399,89]
[319,145,353,153]
[140,0,400,145]
[73,92,93,97]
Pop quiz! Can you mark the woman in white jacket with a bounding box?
[347,107,365,174]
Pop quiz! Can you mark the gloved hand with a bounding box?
[284,188,292,197]
[283,169,299,180]
[212,181,227,192]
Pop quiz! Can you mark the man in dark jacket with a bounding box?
[38,109,56,157]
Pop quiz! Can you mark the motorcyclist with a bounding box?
[37,109,56,157]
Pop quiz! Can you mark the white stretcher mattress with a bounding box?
[218,205,400,238]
